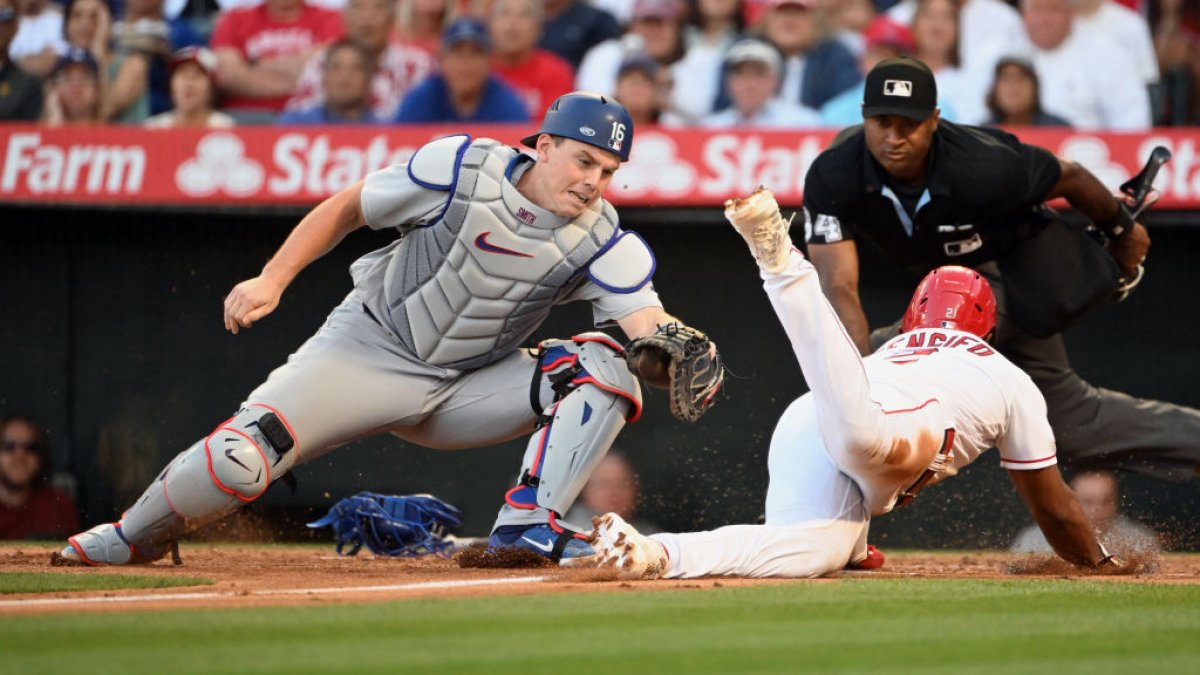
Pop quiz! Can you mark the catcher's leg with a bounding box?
[64,293,438,565]
[490,333,643,561]
[63,405,298,565]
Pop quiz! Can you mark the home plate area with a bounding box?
[2,543,1198,615]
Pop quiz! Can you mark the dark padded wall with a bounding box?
[2,205,1197,547]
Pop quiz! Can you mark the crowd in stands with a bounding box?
[1,0,1198,129]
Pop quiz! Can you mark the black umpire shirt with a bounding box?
[802,120,1062,274]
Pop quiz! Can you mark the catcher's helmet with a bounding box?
[521,92,633,162]
[902,266,997,339]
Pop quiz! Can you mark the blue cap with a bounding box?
[442,17,491,51]
[521,92,634,162]
[55,47,100,77]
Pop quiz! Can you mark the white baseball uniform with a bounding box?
[649,249,1056,578]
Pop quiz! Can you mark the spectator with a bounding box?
[818,16,916,127]
[395,16,529,123]
[539,0,622,69]
[396,0,455,55]
[1011,470,1160,555]
[564,452,659,535]
[673,0,742,121]
[825,0,877,56]
[145,46,234,127]
[1152,0,1200,125]
[0,416,80,541]
[985,54,1070,127]
[286,0,432,121]
[755,0,859,110]
[279,38,379,123]
[985,0,1150,130]
[210,0,344,123]
[578,0,716,122]
[42,46,103,125]
[60,0,112,66]
[1073,0,1159,94]
[11,0,65,78]
[613,53,682,125]
[102,0,176,123]
[0,0,42,120]
[888,0,1024,81]
[577,0,687,96]
[490,0,574,117]
[910,0,983,123]
[704,37,818,127]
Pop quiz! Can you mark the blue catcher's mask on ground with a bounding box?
[307,492,462,557]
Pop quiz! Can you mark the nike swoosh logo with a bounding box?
[475,232,533,258]
[521,536,555,553]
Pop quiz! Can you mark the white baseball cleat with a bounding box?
[587,512,668,580]
[724,187,796,273]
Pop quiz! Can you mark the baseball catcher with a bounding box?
[59,91,724,568]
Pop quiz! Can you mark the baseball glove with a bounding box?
[306,492,462,557]
[625,322,724,423]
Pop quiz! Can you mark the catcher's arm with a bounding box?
[615,305,678,340]
[224,180,367,334]
[1008,466,1122,569]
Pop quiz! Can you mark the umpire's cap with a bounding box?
[521,92,634,162]
[862,56,937,121]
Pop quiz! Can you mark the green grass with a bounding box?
[2,579,1199,674]
[0,572,214,594]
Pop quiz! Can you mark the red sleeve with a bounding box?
[314,7,345,44]
[544,53,575,100]
[209,9,246,53]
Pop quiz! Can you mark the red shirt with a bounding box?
[493,50,575,118]
[0,487,80,540]
[210,3,345,112]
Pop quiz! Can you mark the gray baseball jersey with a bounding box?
[246,135,662,458]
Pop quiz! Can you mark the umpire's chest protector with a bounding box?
[382,138,621,370]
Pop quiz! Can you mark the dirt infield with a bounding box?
[2,543,1198,616]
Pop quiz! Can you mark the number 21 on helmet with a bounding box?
[901,266,997,339]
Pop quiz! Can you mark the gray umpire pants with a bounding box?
[872,262,1200,481]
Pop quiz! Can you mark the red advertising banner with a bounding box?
[2,124,1199,209]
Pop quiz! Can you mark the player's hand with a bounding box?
[1107,221,1150,281]
[223,276,284,334]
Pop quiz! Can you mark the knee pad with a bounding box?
[532,332,643,421]
[165,405,298,517]
[508,334,642,516]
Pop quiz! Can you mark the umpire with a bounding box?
[802,56,1200,481]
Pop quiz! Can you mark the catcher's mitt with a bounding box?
[306,492,461,557]
[625,322,723,423]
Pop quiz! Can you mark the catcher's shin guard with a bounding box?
[503,333,642,521]
[71,405,298,564]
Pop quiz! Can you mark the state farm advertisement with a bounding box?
[2,124,1200,208]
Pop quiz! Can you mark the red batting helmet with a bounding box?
[901,266,997,339]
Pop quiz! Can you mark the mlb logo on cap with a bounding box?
[883,80,912,97]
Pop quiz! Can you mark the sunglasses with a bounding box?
[0,7,15,23]
[1,439,37,453]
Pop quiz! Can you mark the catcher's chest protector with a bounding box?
[383,139,620,369]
